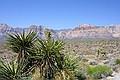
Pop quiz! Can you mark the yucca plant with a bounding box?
[28,29,65,80]
[6,30,38,62]
[0,58,31,80]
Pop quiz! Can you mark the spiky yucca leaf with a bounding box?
[0,58,31,80]
[6,31,38,62]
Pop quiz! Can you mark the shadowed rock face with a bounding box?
[0,23,120,39]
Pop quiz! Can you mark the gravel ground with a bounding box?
[101,72,120,80]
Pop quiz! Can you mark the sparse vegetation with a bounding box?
[0,30,120,80]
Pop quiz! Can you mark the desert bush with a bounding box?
[54,53,77,80]
[74,70,86,80]
[87,65,113,79]
[74,61,89,80]
[115,59,120,65]
[114,59,120,72]
[54,53,88,80]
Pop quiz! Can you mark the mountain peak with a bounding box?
[29,25,37,28]
[79,24,92,28]
[0,23,10,28]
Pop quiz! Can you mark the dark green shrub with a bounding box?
[87,65,113,79]
[115,59,120,65]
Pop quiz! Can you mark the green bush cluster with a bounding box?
[87,65,113,79]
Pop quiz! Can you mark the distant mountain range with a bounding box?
[0,23,120,40]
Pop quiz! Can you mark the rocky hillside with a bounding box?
[0,24,14,35]
[0,23,120,39]
[66,24,113,39]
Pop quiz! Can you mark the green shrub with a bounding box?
[115,59,120,65]
[74,70,86,80]
[87,65,113,79]
[74,62,89,80]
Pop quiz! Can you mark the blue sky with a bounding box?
[0,0,120,29]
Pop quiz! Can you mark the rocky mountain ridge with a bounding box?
[0,23,120,39]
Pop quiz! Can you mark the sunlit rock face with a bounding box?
[65,24,113,39]
[106,25,120,38]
